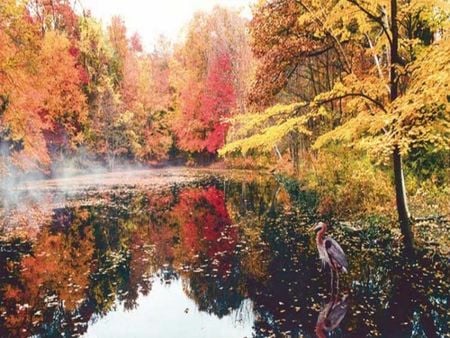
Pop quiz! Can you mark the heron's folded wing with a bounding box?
[324,237,348,270]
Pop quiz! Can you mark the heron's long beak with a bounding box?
[311,222,325,231]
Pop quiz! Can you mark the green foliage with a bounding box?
[406,146,450,183]
[275,174,318,215]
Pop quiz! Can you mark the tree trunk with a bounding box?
[390,0,414,252]
[290,132,300,175]
[393,146,414,252]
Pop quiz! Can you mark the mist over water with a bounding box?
[1,161,179,208]
[0,170,448,337]
[0,165,192,239]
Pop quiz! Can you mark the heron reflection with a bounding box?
[315,294,349,338]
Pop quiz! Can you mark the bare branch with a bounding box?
[347,0,393,46]
[295,0,353,73]
[315,92,388,114]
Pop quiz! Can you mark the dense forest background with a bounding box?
[0,1,253,173]
[0,0,449,249]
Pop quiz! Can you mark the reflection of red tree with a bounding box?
[172,187,237,275]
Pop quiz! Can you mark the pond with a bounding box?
[0,169,448,338]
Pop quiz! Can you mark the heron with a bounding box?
[312,222,348,293]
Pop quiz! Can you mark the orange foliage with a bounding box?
[0,2,85,171]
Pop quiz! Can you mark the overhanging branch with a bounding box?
[315,92,388,114]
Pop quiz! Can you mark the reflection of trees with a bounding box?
[225,179,280,217]
[224,177,449,338]
[184,271,244,318]
[88,191,169,314]
[340,225,449,337]
[0,208,94,337]
[222,178,323,337]
[172,186,245,317]
[243,213,324,337]
[372,254,448,337]
[0,191,159,336]
[0,176,448,337]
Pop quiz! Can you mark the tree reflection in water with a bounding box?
[0,173,448,337]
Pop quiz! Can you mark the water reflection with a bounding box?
[315,295,349,338]
[85,277,254,338]
[0,171,448,337]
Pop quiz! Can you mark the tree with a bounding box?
[201,53,236,152]
[174,52,236,153]
[0,0,50,172]
[310,0,449,252]
[0,0,86,172]
[27,0,79,38]
[78,16,129,168]
[107,16,128,85]
[221,0,348,172]
[221,0,449,251]
[38,31,87,160]
[171,6,252,157]
[120,40,173,162]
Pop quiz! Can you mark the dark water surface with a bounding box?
[0,169,448,337]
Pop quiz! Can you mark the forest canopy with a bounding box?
[0,1,253,173]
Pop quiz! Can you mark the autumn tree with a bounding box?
[171,6,253,158]
[38,31,87,160]
[221,0,449,251]
[77,16,122,168]
[119,35,173,162]
[222,0,350,173]
[174,52,236,153]
[27,0,79,38]
[309,0,449,252]
[0,0,48,173]
[0,0,86,173]
[107,16,128,85]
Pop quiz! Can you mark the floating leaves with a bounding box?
[0,172,448,337]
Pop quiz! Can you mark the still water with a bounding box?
[0,169,448,337]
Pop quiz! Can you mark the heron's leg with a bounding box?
[330,269,334,295]
[336,271,339,292]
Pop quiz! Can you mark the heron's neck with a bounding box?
[316,226,327,244]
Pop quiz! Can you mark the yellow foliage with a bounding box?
[219,103,314,156]
[301,147,395,218]
[393,37,450,153]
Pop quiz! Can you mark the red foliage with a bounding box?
[31,0,79,38]
[172,186,237,274]
[174,52,236,153]
[130,33,143,53]
[200,53,236,152]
